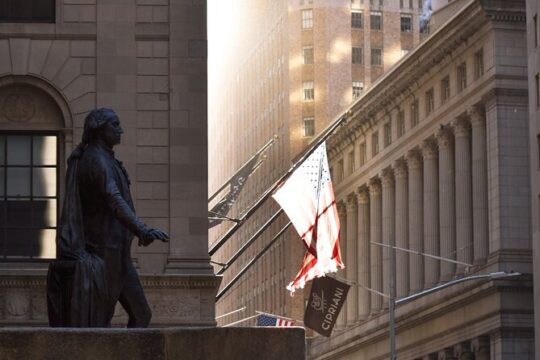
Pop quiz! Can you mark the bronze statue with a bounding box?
[47,108,169,327]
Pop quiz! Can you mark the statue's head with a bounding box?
[82,108,123,148]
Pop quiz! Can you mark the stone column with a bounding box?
[369,179,383,313]
[381,169,395,309]
[453,118,473,275]
[394,159,409,298]
[421,138,439,288]
[336,202,347,328]
[406,149,423,294]
[471,336,490,360]
[356,187,370,319]
[437,126,456,282]
[346,194,358,324]
[469,106,489,265]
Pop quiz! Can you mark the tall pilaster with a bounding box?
[356,187,370,319]
[422,138,439,288]
[336,202,347,328]
[345,194,358,324]
[394,159,409,298]
[437,127,456,282]
[469,106,489,265]
[381,169,395,309]
[369,179,383,313]
[407,149,423,294]
[471,336,490,360]
[453,118,473,275]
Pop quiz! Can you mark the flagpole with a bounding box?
[216,209,284,275]
[209,136,277,203]
[209,112,350,256]
[216,222,291,301]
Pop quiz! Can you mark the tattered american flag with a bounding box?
[272,142,344,294]
[256,313,294,327]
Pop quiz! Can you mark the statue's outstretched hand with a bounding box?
[138,228,169,246]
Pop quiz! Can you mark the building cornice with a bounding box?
[327,0,525,160]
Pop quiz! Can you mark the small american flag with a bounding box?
[256,314,294,327]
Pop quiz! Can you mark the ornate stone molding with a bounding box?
[394,158,408,178]
[452,117,471,137]
[436,125,453,149]
[356,186,369,205]
[467,105,485,127]
[406,148,423,169]
[346,193,357,212]
[368,178,381,196]
[421,138,438,160]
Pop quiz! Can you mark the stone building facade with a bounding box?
[311,0,534,358]
[209,0,425,327]
[526,0,540,355]
[0,0,220,326]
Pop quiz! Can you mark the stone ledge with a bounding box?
[0,327,306,360]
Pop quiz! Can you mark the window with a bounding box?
[401,14,412,32]
[457,63,467,92]
[397,110,405,138]
[535,14,538,47]
[418,0,423,8]
[352,47,363,64]
[474,49,484,79]
[534,74,540,108]
[303,117,315,137]
[409,0,413,8]
[348,150,355,174]
[411,100,419,127]
[0,0,55,23]
[303,46,314,64]
[353,81,364,99]
[371,48,383,66]
[302,9,313,29]
[372,132,379,156]
[352,11,363,28]
[303,81,314,101]
[359,142,366,166]
[0,134,58,259]
[338,160,345,181]
[400,0,404,7]
[441,76,450,103]
[425,88,434,115]
[384,123,392,147]
[370,11,382,30]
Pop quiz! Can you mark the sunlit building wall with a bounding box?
[209,0,424,326]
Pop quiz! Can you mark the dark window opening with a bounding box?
[0,134,58,259]
[0,0,55,23]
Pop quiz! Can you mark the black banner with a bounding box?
[304,276,350,337]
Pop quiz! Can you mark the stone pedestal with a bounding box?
[0,327,306,360]
[0,273,221,327]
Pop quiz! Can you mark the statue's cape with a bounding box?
[46,147,109,327]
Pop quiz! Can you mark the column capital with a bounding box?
[368,178,382,195]
[468,105,485,127]
[380,167,394,187]
[346,193,357,211]
[394,158,408,178]
[454,342,473,359]
[406,148,423,169]
[436,125,453,149]
[356,186,369,204]
[471,336,490,354]
[452,117,471,137]
[337,201,347,217]
[421,138,438,159]
[437,348,454,360]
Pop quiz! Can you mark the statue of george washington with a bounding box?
[47,108,168,327]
